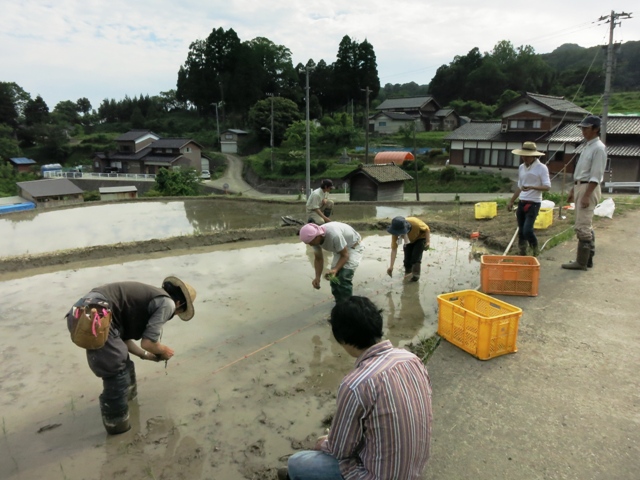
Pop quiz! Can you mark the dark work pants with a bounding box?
[330,268,355,304]
[403,238,426,272]
[516,201,541,247]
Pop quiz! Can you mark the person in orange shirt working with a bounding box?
[386,216,430,282]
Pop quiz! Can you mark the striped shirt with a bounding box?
[321,340,433,479]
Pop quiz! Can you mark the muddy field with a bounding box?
[0,200,577,480]
[0,201,575,279]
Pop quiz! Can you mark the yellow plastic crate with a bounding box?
[437,290,522,360]
[534,208,553,229]
[480,255,540,296]
[475,202,497,219]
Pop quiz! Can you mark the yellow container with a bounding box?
[475,202,497,219]
[437,290,522,360]
[534,208,554,229]
[480,255,540,296]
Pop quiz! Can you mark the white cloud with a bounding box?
[1,0,637,109]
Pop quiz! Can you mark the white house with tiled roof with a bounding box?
[375,96,458,132]
[92,130,209,174]
[445,92,640,181]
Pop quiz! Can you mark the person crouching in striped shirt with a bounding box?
[277,296,433,480]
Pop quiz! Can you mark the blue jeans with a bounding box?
[516,201,541,247]
[288,451,344,480]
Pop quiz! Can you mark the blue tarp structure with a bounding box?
[0,202,36,215]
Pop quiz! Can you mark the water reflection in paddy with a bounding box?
[0,199,442,257]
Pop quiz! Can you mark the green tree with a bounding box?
[177,27,242,112]
[24,95,50,126]
[130,106,145,128]
[248,97,302,146]
[0,82,20,128]
[153,168,201,196]
[52,100,80,125]
[76,97,92,115]
[0,123,22,158]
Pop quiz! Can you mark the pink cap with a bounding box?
[299,223,325,243]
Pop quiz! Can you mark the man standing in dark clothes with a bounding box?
[66,276,196,434]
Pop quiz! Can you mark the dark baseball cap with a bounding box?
[578,115,601,128]
[320,179,334,189]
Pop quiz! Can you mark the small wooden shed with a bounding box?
[16,179,84,208]
[374,151,414,165]
[342,164,413,202]
[99,186,138,201]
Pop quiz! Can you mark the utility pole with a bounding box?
[267,93,274,171]
[362,87,371,164]
[212,103,220,151]
[599,10,632,144]
[413,120,420,201]
[305,65,315,197]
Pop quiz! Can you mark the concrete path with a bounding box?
[425,209,640,480]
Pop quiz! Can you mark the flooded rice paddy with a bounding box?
[0,199,440,257]
[0,200,482,479]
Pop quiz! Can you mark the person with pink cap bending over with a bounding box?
[299,222,364,303]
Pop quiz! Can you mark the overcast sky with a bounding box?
[1,1,638,110]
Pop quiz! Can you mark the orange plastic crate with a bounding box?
[437,290,522,360]
[480,255,540,296]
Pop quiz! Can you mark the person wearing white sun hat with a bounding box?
[508,141,551,257]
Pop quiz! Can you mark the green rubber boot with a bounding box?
[561,241,590,271]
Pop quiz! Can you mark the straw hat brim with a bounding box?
[163,276,196,321]
[511,148,544,157]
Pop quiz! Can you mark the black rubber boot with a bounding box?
[561,241,590,271]
[410,264,421,282]
[518,241,528,256]
[100,370,131,435]
[588,230,595,268]
[126,359,137,401]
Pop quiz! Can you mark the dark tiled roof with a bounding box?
[17,179,83,197]
[151,138,198,149]
[95,146,152,161]
[373,111,416,121]
[444,122,502,141]
[115,130,160,141]
[377,96,434,110]
[548,115,640,143]
[224,129,248,135]
[606,115,640,135]
[526,93,589,115]
[435,108,454,117]
[99,186,138,193]
[9,157,36,165]
[342,164,413,183]
[546,123,582,143]
[606,145,640,157]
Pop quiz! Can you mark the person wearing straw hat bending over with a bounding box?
[66,276,196,434]
[507,142,551,257]
[562,115,606,270]
[386,216,430,281]
[299,222,364,303]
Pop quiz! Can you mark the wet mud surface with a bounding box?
[0,232,482,480]
[0,198,577,479]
